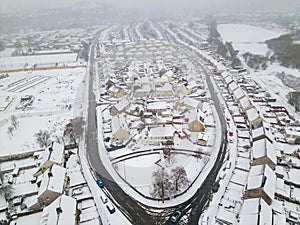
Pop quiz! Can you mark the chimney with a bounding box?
[56,207,63,214]
[48,172,53,178]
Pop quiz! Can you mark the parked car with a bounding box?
[212,182,220,193]
[96,178,104,188]
[106,202,115,214]
[100,194,108,204]
[170,211,182,223]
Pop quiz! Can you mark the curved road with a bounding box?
[86,26,228,225]
[86,31,155,225]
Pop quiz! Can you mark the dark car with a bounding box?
[212,182,220,193]
[170,211,182,223]
[96,178,104,188]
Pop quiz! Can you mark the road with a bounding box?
[85,30,156,225]
[157,25,228,224]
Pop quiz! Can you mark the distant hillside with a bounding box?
[266,30,300,69]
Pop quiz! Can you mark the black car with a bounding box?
[212,182,220,193]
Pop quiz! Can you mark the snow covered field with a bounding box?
[218,24,287,55]
[0,53,78,70]
[0,67,86,156]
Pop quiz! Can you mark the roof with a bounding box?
[246,164,276,200]
[111,114,127,133]
[246,107,260,122]
[233,88,245,100]
[188,109,205,123]
[39,143,64,169]
[239,96,252,111]
[252,126,273,142]
[147,101,167,110]
[252,138,276,165]
[182,97,201,109]
[38,164,66,197]
[113,98,130,112]
[228,82,239,92]
[108,85,122,93]
[149,126,174,138]
[40,195,76,225]
[239,198,272,225]
[186,80,198,89]
[224,76,233,85]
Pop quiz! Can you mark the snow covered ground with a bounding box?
[0,67,86,156]
[218,24,287,55]
[0,53,79,70]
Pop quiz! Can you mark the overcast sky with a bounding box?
[1,0,300,13]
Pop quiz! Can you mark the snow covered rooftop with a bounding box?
[228,82,239,92]
[224,75,233,85]
[38,164,66,198]
[233,88,245,101]
[39,142,64,170]
[111,114,128,133]
[239,198,272,225]
[239,96,252,111]
[252,138,276,167]
[40,195,76,225]
[113,98,130,112]
[246,164,276,203]
[182,97,201,109]
[147,101,167,110]
[246,107,260,122]
[252,126,273,142]
[149,126,174,138]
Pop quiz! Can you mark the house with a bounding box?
[251,138,276,170]
[148,126,174,144]
[162,70,174,81]
[40,195,77,225]
[30,164,67,210]
[111,114,130,142]
[134,86,151,98]
[238,96,253,113]
[228,82,239,94]
[188,109,205,132]
[285,126,300,144]
[245,108,263,129]
[238,198,272,225]
[185,80,198,94]
[233,88,245,102]
[251,125,273,143]
[181,97,202,110]
[107,85,125,99]
[110,98,130,116]
[244,164,276,205]
[34,142,65,177]
[147,101,167,114]
[153,83,173,97]
[224,76,234,86]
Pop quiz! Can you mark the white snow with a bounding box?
[218,24,287,55]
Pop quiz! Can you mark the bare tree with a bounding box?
[0,172,13,200]
[35,130,51,148]
[7,126,14,137]
[10,115,19,130]
[151,169,172,200]
[63,116,85,143]
[163,147,173,166]
[171,166,189,193]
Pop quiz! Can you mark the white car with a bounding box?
[106,202,115,214]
